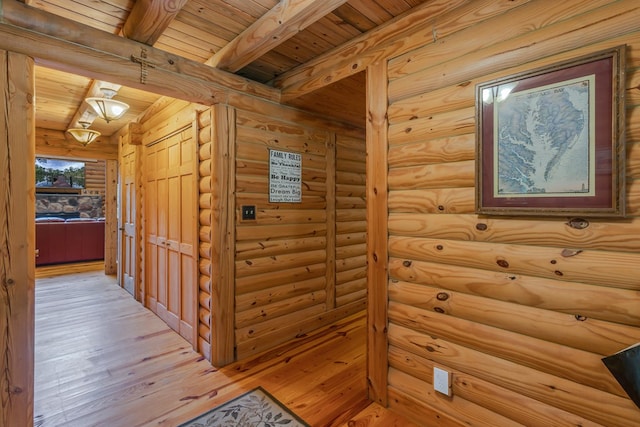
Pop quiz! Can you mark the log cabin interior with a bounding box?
[1,0,639,426]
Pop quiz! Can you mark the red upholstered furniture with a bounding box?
[35,218,105,266]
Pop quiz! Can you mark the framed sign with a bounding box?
[269,149,302,203]
[475,46,626,217]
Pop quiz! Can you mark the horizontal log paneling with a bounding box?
[336,220,366,234]
[236,193,327,210]
[235,277,326,313]
[389,257,640,327]
[335,132,367,308]
[336,196,366,209]
[388,212,640,252]
[236,291,327,329]
[387,2,639,101]
[236,299,365,357]
[233,105,365,360]
[389,235,640,290]
[336,254,366,273]
[387,160,475,190]
[388,368,523,427]
[196,108,212,359]
[389,324,639,426]
[336,231,366,247]
[397,1,626,78]
[235,142,329,173]
[336,278,367,298]
[336,289,367,307]
[236,126,327,156]
[387,134,474,167]
[388,188,475,214]
[336,266,367,285]
[235,223,327,241]
[387,107,475,145]
[388,298,627,395]
[388,346,602,427]
[381,1,640,423]
[235,249,327,278]
[235,236,327,260]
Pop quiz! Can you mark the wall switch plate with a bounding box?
[241,205,256,220]
[433,367,452,396]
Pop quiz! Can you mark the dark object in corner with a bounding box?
[602,343,640,409]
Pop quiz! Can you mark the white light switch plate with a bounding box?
[433,367,452,396]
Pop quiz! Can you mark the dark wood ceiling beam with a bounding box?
[122,0,188,45]
[0,0,280,104]
[207,0,348,73]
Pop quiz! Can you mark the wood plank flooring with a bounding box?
[34,265,417,426]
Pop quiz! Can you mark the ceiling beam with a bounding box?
[122,0,188,45]
[0,0,280,104]
[274,0,466,102]
[66,0,187,133]
[206,0,348,73]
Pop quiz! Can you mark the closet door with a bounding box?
[119,146,137,297]
[145,127,197,345]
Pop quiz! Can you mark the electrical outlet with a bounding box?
[241,205,256,220]
[433,367,452,396]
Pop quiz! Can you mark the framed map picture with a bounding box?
[475,46,626,217]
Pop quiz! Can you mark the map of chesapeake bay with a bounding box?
[495,77,593,197]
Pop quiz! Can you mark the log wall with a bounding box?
[196,107,214,362]
[232,103,367,359]
[377,1,640,425]
[141,96,367,365]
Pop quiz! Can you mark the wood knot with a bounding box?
[475,223,488,231]
[438,205,445,211]
[496,259,509,268]
[575,314,587,321]
[434,307,445,313]
[436,245,444,250]
[561,249,583,257]
[402,260,412,267]
[554,270,564,276]
[436,292,449,301]
[566,218,589,229]
[404,127,412,134]
[550,259,557,264]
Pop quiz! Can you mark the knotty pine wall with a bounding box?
[195,99,366,364]
[377,1,640,425]
[233,105,366,360]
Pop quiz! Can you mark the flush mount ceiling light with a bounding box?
[85,87,129,123]
[67,121,101,146]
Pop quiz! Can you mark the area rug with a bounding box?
[178,387,310,427]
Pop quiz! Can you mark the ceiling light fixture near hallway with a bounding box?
[67,121,101,146]
[85,87,130,123]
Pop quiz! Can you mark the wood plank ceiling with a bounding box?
[27,0,430,136]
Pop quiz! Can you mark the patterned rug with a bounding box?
[178,387,310,427]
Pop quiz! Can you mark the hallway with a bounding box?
[34,265,414,426]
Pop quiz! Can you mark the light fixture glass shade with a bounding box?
[67,126,101,146]
[85,97,129,123]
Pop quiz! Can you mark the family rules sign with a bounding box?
[269,149,302,203]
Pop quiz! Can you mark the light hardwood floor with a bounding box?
[34,264,417,427]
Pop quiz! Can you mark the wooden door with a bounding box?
[119,146,137,297]
[144,126,197,346]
